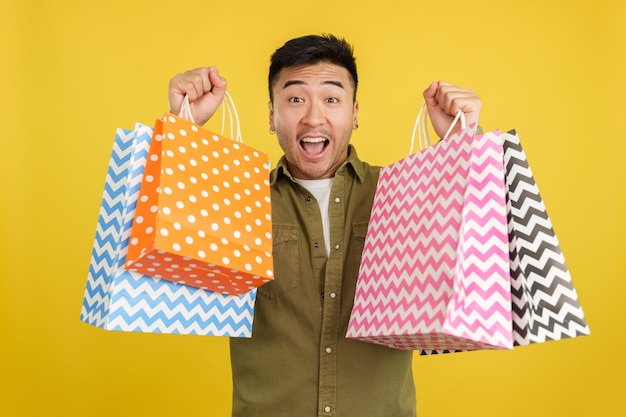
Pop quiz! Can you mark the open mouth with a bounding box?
[300,137,329,156]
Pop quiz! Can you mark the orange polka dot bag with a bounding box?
[125,94,273,295]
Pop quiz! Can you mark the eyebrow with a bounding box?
[282,80,345,90]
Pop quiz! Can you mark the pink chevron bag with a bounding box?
[346,106,513,351]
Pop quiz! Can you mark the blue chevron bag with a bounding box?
[80,123,255,336]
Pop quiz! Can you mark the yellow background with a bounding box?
[1,0,624,416]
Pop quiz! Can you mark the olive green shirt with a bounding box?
[230,146,416,417]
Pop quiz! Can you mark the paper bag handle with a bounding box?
[408,103,466,154]
[178,95,196,123]
[178,91,244,143]
[220,91,243,143]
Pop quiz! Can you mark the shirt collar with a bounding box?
[270,145,366,185]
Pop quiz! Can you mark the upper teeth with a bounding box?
[301,137,326,143]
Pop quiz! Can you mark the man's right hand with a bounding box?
[168,66,227,126]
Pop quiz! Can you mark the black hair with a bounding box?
[268,34,358,101]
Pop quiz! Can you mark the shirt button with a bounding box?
[314,242,319,248]
[334,244,340,250]
[334,197,341,203]
[325,347,332,354]
[324,406,331,413]
[306,196,312,202]
[329,292,337,299]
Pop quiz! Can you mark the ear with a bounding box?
[353,100,359,128]
[268,101,275,133]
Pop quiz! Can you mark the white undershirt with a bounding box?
[294,178,334,258]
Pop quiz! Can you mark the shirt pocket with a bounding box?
[258,223,300,299]
[351,221,369,271]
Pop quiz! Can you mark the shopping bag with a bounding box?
[125,94,273,295]
[503,130,590,345]
[346,108,513,351]
[80,123,256,337]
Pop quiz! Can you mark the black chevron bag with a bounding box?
[502,130,590,345]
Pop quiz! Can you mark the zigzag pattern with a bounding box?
[507,191,531,345]
[106,270,254,337]
[502,130,589,344]
[347,127,513,350]
[80,123,255,337]
[81,127,138,325]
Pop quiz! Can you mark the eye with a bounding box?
[289,97,304,103]
[326,97,338,103]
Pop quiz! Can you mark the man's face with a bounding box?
[269,61,358,180]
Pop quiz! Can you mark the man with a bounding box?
[168,34,482,417]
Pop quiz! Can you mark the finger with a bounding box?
[445,94,475,115]
[188,68,213,100]
[170,75,199,101]
[422,81,439,104]
[183,80,202,102]
[453,96,482,126]
[435,86,479,115]
[208,66,227,95]
[200,67,215,94]
[168,75,190,113]
[168,91,183,114]
[445,94,481,116]
[433,81,456,110]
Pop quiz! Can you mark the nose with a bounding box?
[302,100,325,127]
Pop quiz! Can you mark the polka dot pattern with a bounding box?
[125,114,273,295]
